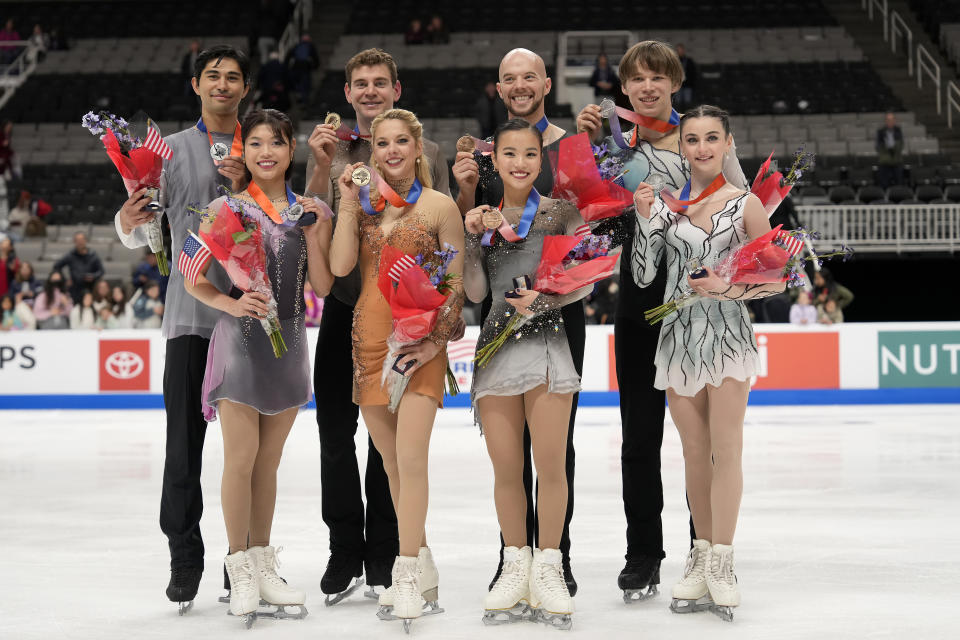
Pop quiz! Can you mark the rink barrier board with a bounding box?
[2,323,958,409]
[1,388,958,410]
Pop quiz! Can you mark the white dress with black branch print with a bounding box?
[631,193,760,396]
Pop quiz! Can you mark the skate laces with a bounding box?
[535,560,568,598]
[395,569,419,599]
[230,555,255,591]
[494,557,527,592]
[684,547,704,579]
[710,550,735,584]
[260,547,288,587]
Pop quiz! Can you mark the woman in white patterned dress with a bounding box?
[632,105,784,619]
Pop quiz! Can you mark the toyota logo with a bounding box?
[105,351,145,380]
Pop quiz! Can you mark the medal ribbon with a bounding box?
[247,180,296,224]
[660,174,727,213]
[196,118,242,165]
[604,106,680,149]
[481,188,540,247]
[534,116,550,133]
[333,123,363,142]
[357,166,423,216]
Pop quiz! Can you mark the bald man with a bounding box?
[453,47,581,596]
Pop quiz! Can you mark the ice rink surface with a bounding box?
[1,404,958,639]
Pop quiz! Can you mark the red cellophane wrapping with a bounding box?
[713,224,792,284]
[750,152,792,216]
[102,129,163,194]
[377,244,449,343]
[533,235,619,295]
[549,132,633,222]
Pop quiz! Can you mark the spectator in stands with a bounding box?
[589,53,618,102]
[789,290,817,325]
[674,44,697,111]
[181,40,201,96]
[476,81,508,139]
[817,297,844,325]
[1,294,29,331]
[875,112,904,189]
[0,19,21,65]
[53,231,105,303]
[426,15,450,44]
[405,18,425,45]
[70,290,96,329]
[33,272,71,329]
[132,249,167,300]
[812,267,854,311]
[110,285,133,328]
[0,235,17,299]
[286,34,319,104]
[47,26,66,51]
[92,278,111,315]
[257,51,291,112]
[132,280,164,329]
[11,260,41,309]
[7,190,32,240]
[303,280,323,327]
[26,24,48,64]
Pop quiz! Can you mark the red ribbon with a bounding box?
[660,174,727,213]
[246,181,288,224]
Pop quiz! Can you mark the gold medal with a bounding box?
[324,112,341,129]
[482,208,503,230]
[351,166,371,187]
[456,135,475,154]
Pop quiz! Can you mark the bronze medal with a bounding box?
[482,208,503,230]
[456,135,476,153]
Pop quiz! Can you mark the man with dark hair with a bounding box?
[113,44,250,613]
[53,231,104,303]
[304,46,452,604]
[875,112,904,188]
[451,48,582,596]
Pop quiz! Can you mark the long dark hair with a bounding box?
[241,108,295,182]
[43,272,63,299]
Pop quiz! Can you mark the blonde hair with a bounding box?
[618,40,684,87]
[369,108,433,189]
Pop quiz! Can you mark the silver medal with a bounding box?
[285,203,304,221]
[647,173,667,194]
[599,98,617,118]
[210,142,229,162]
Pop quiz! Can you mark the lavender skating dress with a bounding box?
[201,194,312,421]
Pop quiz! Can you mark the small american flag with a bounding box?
[143,126,173,160]
[775,230,804,257]
[178,232,212,285]
[387,254,418,282]
[574,224,590,237]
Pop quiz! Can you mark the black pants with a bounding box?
[481,297,584,557]
[616,234,670,561]
[160,334,210,569]
[314,295,397,560]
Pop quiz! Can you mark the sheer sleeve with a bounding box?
[631,200,667,287]
[463,231,488,303]
[426,196,466,345]
[329,197,362,277]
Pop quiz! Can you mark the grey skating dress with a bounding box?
[201,194,312,420]
[632,192,760,397]
[466,197,592,416]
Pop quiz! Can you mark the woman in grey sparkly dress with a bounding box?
[185,109,333,622]
[632,106,784,619]
[463,120,592,624]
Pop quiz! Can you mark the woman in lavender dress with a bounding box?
[185,109,333,625]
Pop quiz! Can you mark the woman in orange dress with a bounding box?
[329,108,464,629]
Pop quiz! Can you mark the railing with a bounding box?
[917,45,942,115]
[0,40,39,110]
[890,11,913,76]
[948,81,960,129]
[277,0,314,62]
[864,0,889,40]
[797,204,960,253]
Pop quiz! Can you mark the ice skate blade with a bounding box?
[711,605,735,622]
[670,595,714,614]
[177,600,194,616]
[623,584,659,604]
[258,603,308,620]
[218,590,231,604]
[402,619,412,634]
[378,600,444,621]
[225,610,257,629]
[325,577,365,606]
[534,608,573,631]
[364,586,382,600]
[482,603,534,625]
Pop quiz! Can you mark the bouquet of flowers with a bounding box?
[751,146,816,216]
[82,110,171,275]
[378,243,460,413]
[549,132,634,222]
[475,233,616,367]
[644,224,854,324]
[199,202,286,357]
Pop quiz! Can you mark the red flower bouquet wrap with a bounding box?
[549,132,633,222]
[377,244,458,412]
[199,202,286,357]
